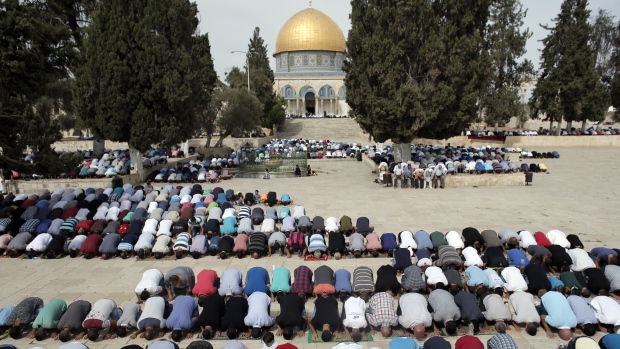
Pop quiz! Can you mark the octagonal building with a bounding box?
[273,4,349,116]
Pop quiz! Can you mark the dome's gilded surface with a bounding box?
[275,8,346,54]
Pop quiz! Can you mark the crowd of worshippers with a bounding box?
[239,138,369,160]
[370,144,559,179]
[4,231,620,349]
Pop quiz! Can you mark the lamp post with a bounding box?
[231,50,256,92]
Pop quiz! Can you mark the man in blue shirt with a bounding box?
[334,269,352,301]
[507,248,529,267]
[244,267,270,296]
[414,230,433,251]
[539,290,577,341]
[592,247,619,267]
[165,295,198,343]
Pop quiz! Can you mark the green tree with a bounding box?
[75,0,214,178]
[480,0,534,126]
[213,89,262,147]
[344,0,491,161]
[590,10,617,96]
[0,0,76,174]
[612,21,620,121]
[264,95,287,134]
[198,89,223,148]
[191,33,217,147]
[530,0,607,133]
[246,27,282,128]
[225,67,248,89]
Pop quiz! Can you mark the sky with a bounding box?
[196,0,620,81]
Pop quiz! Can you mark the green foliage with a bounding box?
[225,67,248,89]
[246,27,281,128]
[213,88,262,147]
[590,9,618,95]
[344,0,492,142]
[530,0,608,127]
[613,21,620,121]
[480,0,534,126]
[264,95,286,130]
[198,89,224,147]
[75,0,215,153]
[0,0,77,173]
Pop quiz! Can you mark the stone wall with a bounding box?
[9,156,196,195]
[53,137,273,153]
[413,135,620,148]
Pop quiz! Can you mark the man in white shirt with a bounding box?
[433,164,447,189]
[325,217,338,234]
[135,269,165,303]
[399,231,417,253]
[509,290,540,335]
[292,206,305,221]
[244,292,274,339]
[546,230,570,249]
[222,208,237,220]
[518,230,536,249]
[567,248,596,272]
[589,296,620,330]
[446,231,464,249]
[26,233,52,258]
[398,292,432,339]
[393,163,403,188]
[342,294,368,342]
[425,266,448,287]
[501,267,528,292]
[261,218,275,236]
[462,246,483,267]
[142,219,159,235]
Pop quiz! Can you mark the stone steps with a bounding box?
[277,118,372,145]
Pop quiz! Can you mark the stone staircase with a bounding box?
[276,118,372,145]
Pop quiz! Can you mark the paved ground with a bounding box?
[1,147,619,349]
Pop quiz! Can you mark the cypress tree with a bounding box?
[529,0,607,133]
[344,0,491,161]
[75,0,215,178]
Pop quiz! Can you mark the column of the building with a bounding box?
[296,98,299,115]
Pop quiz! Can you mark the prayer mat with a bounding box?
[439,327,498,337]
[307,330,374,343]
[211,334,262,340]
[304,254,328,261]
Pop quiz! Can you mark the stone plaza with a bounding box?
[0,145,618,349]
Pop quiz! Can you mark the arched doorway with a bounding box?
[305,92,316,115]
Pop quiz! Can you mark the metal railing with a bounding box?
[239,152,307,173]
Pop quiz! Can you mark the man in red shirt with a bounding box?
[192,270,218,298]
[79,233,103,259]
[455,335,484,349]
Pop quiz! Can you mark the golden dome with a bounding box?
[275,8,346,54]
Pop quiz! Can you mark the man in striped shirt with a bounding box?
[353,267,375,302]
[249,232,268,259]
[172,232,190,259]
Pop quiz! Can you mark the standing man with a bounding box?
[433,163,447,189]
[393,163,403,188]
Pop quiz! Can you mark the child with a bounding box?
[263,169,270,179]
[262,332,278,349]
